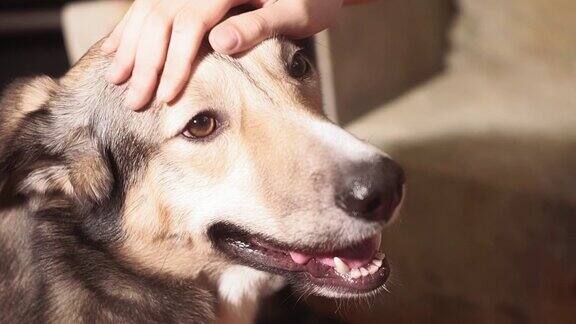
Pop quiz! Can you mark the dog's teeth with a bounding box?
[375,252,385,261]
[372,259,383,268]
[360,267,369,277]
[350,268,361,279]
[333,257,350,274]
[368,264,379,274]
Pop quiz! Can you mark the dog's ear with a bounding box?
[15,138,114,204]
[0,76,113,204]
[0,76,55,196]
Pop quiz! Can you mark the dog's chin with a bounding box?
[208,223,390,298]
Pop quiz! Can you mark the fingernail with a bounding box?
[210,26,238,52]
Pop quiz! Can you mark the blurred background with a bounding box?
[1,0,575,323]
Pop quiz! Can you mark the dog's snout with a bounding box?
[336,157,405,223]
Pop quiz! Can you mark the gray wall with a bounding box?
[327,0,454,124]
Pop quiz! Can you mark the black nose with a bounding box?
[336,157,405,222]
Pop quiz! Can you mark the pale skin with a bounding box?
[101,0,371,110]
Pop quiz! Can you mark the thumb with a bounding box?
[209,6,284,54]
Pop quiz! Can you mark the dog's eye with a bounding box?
[287,51,312,79]
[183,113,217,139]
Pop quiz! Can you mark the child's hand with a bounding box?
[101,0,346,110]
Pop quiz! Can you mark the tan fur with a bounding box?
[18,165,74,196]
[0,207,36,293]
[0,76,57,154]
[1,37,400,322]
[45,279,90,323]
[68,153,113,201]
[119,38,385,283]
[120,159,223,278]
[17,76,56,114]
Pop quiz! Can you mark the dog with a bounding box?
[0,36,405,323]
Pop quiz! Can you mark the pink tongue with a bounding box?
[288,233,381,269]
[289,252,312,265]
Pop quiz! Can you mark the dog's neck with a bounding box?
[37,196,284,323]
[216,265,285,324]
[26,203,217,323]
[120,182,287,322]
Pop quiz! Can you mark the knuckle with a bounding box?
[147,10,170,28]
[245,13,270,37]
[292,1,311,26]
[173,12,208,34]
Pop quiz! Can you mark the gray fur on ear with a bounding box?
[17,147,113,203]
[0,76,57,156]
[18,165,74,196]
[0,76,113,204]
[66,145,113,203]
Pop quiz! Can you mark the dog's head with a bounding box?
[0,38,404,299]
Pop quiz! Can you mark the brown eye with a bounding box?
[183,113,217,139]
[287,51,312,79]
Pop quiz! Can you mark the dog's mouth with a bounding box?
[209,223,389,296]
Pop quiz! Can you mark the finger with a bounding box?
[106,0,158,84]
[210,0,342,54]
[157,0,243,103]
[101,3,134,54]
[209,5,281,55]
[125,2,178,110]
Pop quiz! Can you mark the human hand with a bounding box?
[101,0,347,110]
